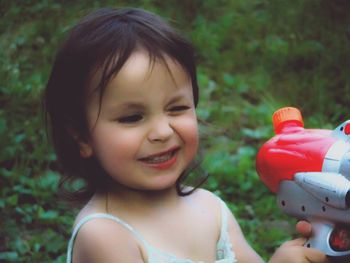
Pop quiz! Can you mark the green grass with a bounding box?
[1,0,350,261]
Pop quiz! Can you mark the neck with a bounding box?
[101,184,181,215]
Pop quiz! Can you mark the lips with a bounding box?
[138,147,179,169]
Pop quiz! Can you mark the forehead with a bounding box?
[89,49,190,93]
[90,50,192,99]
[126,51,188,84]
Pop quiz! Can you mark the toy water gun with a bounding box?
[256,107,350,259]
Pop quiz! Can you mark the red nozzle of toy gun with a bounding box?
[272,107,304,134]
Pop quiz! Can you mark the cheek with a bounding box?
[188,125,199,159]
[90,128,142,167]
[177,116,199,158]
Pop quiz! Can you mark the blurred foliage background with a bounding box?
[1,0,350,262]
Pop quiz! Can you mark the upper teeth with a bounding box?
[143,151,174,164]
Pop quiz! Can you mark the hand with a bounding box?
[268,221,329,263]
[269,237,330,263]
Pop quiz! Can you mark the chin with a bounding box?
[145,177,179,192]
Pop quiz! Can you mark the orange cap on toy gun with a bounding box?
[272,107,304,134]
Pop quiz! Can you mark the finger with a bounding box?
[303,247,330,263]
[296,220,312,237]
[284,238,330,263]
[283,237,308,247]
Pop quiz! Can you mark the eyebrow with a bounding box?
[117,96,187,111]
[167,92,191,105]
[106,90,192,113]
[116,102,146,111]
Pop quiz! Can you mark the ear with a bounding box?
[66,127,93,158]
[78,142,93,158]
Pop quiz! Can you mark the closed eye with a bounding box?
[169,105,191,112]
[117,114,143,123]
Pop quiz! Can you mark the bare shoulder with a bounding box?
[190,188,222,207]
[72,216,145,263]
[189,189,264,262]
[204,194,264,263]
[192,188,239,223]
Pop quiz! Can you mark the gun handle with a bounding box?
[306,220,350,261]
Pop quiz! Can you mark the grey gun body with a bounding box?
[275,120,350,257]
[278,179,350,257]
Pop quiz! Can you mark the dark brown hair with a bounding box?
[43,7,203,203]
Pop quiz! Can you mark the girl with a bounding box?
[43,7,329,263]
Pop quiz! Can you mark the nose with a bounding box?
[147,116,174,142]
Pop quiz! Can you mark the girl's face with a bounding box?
[83,50,198,192]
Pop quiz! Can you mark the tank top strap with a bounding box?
[216,198,237,262]
[219,199,228,237]
[66,213,150,263]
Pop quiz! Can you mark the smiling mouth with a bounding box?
[139,148,179,164]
